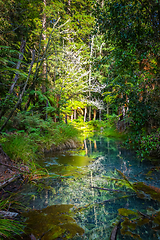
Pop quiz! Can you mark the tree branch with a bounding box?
[0,50,35,132]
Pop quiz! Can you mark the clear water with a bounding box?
[18,136,160,240]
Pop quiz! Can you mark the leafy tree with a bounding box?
[95,0,160,132]
[0,0,97,130]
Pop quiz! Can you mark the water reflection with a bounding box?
[18,136,160,240]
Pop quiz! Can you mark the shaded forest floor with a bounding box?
[0,145,29,190]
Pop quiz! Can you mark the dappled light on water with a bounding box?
[18,136,160,240]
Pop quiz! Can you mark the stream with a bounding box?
[17,136,160,240]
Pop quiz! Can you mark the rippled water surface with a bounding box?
[18,136,160,240]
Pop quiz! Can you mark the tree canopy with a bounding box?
[1,0,160,157]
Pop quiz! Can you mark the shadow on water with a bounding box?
[16,136,160,240]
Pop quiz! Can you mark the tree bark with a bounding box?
[84,106,87,122]
[110,221,122,240]
[71,111,73,121]
[88,35,94,121]
[65,114,68,124]
[42,0,47,94]
[93,109,96,120]
[74,109,76,120]
[99,109,101,121]
[9,39,26,95]
[89,106,91,121]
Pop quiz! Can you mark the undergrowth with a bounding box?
[0,219,24,239]
[71,116,125,139]
[0,197,24,239]
[0,112,125,172]
[124,128,160,160]
[0,112,80,168]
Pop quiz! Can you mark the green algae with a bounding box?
[23,204,84,239]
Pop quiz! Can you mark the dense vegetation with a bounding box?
[95,0,160,158]
[1,1,160,239]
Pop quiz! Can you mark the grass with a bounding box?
[0,114,80,169]
[0,198,24,239]
[0,219,24,239]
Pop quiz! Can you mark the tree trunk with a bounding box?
[74,109,76,120]
[41,0,48,120]
[93,109,96,120]
[25,19,60,112]
[71,111,73,121]
[84,106,87,122]
[55,94,60,122]
[42,0,47,94]
[84,139,88,155]
[88,35,94,121]
[99,109,101,121]
[9,39,26,95]
[107,103,109,116]
[89,106,91,121]
[65,114,68,124]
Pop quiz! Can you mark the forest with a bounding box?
[1,0,160,239]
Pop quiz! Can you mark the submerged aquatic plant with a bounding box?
[23,204,84,239]
[109,169,160,239]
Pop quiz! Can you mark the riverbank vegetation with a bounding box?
[0,115,79,165]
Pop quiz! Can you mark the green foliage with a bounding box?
[0,133,38,165]
[87,119,107,129]
[0,0,95,130]
[104,114,118,128]
[0,114,79,167]
[94,0,160,157]
[71,118,106,135]
[71,117,126,139]
[123,129,160,159]
[0,198,24,239]
[136,130,160,159]
[0,219,24,239]
[103,127,124,139]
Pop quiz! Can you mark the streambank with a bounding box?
[0,138,80,199]
[43,139,80,153]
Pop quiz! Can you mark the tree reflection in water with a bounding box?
[18,137,160,240]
